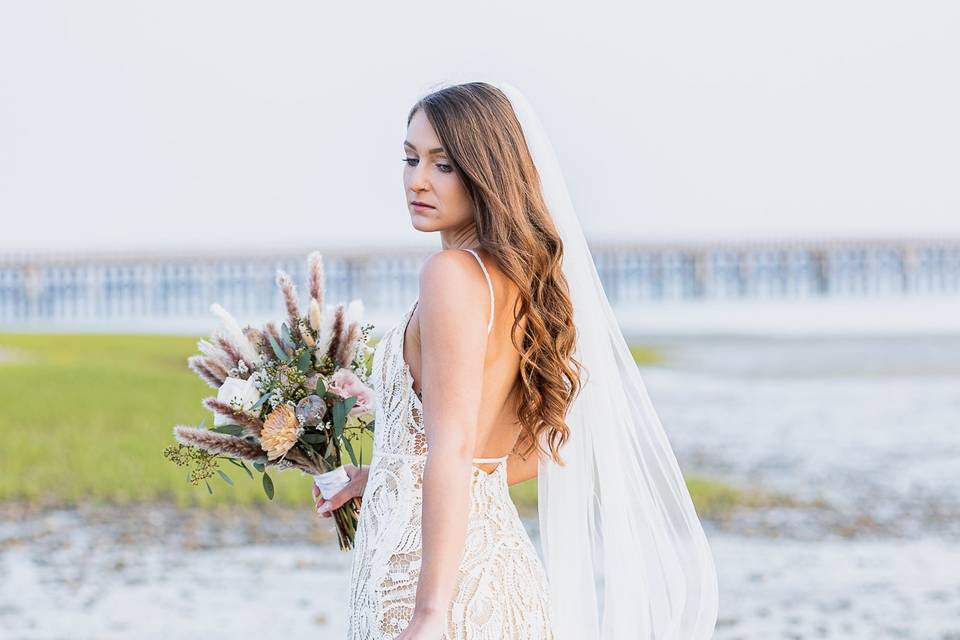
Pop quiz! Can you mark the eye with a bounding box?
[402,157,454,174]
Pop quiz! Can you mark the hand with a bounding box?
[313,463,369,517]
[393,609,446,640]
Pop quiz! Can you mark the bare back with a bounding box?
[402,248,527,474]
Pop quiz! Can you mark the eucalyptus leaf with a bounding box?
[343,396,358,414]
[268,334,291,363]
[262,472,275,500]
[280,322,295,350]
[250,391,272,411]
[297,350,312,374]
[332,396,358,433]
[212,424,244,436]
[332,401,346,439]
[342,435,358,466]
[225,458,254,480]
[314,377,326,396]
[205,480,213,495]
[301,432,326,444]
[198,417,207,430]
[253,461,266,472]
[217,469,233,486]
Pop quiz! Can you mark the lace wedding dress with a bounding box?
[346,248,554,640]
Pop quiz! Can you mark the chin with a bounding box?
[410,216,432,232]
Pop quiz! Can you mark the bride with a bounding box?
[312,81,719,639]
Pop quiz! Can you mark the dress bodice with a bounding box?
[370,299,430,458]
[347,283,552,639]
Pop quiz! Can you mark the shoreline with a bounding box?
[1,501,958,639]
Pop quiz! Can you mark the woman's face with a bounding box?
[402,108,474,231]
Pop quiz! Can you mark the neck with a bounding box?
[440,223,480,251]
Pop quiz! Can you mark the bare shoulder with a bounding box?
[417,249,490,332]
[419,249,487,294]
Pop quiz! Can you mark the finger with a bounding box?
[326,488,354,511]
[311,483,320,499]
[325,494,340,510]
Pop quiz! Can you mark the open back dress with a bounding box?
[345,248,554,639]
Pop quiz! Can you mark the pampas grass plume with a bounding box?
[202,397,264,435]
[336,321,361,369]
[314,303,338,358]
[201,356,229,381]
[309,298,322,332]
[210,303,261,366]
[275,270,302,341]
[325,304,345,365]
[187,356,223,388]
[346,298,365,325]
[308,251,325,308]
[173,426,265,462]
[197,338,233,372]
[214,331,246,370]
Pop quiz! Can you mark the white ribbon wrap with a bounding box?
[312,466,350,500]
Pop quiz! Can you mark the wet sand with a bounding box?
[2,503,959,639]
[3,333,958,638]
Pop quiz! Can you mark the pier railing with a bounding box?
[1,238,957,327]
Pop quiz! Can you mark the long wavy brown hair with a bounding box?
[407,82,584,466]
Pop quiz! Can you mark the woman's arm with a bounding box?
[410,250,491,624]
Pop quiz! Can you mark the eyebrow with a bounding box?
[403,140,447,155]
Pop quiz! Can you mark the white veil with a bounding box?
[490,81,721,639]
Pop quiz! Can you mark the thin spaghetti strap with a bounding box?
[462,248,494,335]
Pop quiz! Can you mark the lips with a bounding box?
[411,201,435,209]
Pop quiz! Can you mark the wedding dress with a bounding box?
[346,247,554,639]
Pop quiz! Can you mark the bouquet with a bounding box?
[163,251,376,550]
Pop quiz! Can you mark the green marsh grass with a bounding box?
[0,333,749,519]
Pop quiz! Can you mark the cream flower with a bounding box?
[213,376,261,427]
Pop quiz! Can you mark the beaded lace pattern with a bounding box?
[345,249,554,639]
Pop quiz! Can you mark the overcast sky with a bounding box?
[1,1,958,255]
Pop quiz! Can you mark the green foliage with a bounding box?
[262,472,275,500]
[0,332,374,507]
[268,334,291,363]
[296,350,312,374]
[162,443,220,486]
[0,333,741,517]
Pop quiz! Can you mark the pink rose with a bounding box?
[327,367,376,418]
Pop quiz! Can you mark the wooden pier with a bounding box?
[1,237,957,327]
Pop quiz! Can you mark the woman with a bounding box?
[314,81,720,640]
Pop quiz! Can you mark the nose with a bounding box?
[408,160,430,193]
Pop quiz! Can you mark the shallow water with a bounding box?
[646,334,960,540]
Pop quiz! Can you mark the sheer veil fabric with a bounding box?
[482,81,721,639]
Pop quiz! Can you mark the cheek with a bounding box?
[441,174,472,216]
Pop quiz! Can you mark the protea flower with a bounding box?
[260,404,302,460]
